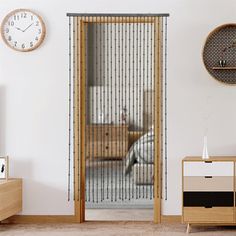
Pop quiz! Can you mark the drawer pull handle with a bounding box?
[205,176,212,178]
[204,206,213,208]
[204,161,212,163]
[105,146,109,150]
[105,132,109,136]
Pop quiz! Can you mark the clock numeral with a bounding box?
[21,13,27,18]
[8,36,12,41]
[35,37,39,41]
[14,15,20,21]
[21,43,25,49]
[36,21,39,26]
[14,41,17,47]
[5,28,9,33]
[31,15,34,21]
[38,29,41,34]
[30,42,34,47]
[10,21,14,26]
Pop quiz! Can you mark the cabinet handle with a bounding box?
[105,146,109,150]
[205,176,212,178]
[205,161,212,163]
[105,132,109,136]
[204,206,213,208]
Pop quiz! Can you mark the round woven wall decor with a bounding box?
[203,23,236,84]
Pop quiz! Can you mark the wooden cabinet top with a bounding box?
[0,178,22,185]
[183,156,236,162]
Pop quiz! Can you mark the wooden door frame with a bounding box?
[73,17,163,223]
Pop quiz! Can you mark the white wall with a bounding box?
[0,0,236,215]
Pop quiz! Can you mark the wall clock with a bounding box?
[1,9,46,52]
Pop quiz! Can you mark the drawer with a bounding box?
[184,176,233,191]
[183,161,234,176]
[183,192,234,207]
[183,207,234,223]
[86,141,128,158]
[102,141,128,157]
[86,126,128,142]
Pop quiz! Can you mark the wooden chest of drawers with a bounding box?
[182,156,236,233]
[86,125,128,159]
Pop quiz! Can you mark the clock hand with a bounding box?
[15,27,23,32]
[23,23,34,32]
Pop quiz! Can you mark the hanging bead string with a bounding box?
[135,17,139,199]
[67,15,168,205]
[68,16,72,202]
[101,16,106,201]
[160,17,164,200]
[146,17,149,199]
[72,17,76,201]
[164,16,168,201]
[95,15,99,203]
[99,17,103,203]
[150,18,154,199]
[78,17,81,200]
[110,16,114,202]
[114,16,118,202]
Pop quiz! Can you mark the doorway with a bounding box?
[67,14,168,223]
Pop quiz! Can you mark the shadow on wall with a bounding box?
[10,159,71,214]
[0,86,6,155]
[22,179,71,214]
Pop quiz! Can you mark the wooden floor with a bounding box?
[86,209,153,221]
[1,222,236,235]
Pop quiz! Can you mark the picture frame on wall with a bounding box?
[0,156,9,180]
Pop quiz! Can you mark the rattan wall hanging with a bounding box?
[203,23,236,84]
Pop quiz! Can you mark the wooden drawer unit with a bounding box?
[183,207,234,223]
[86,125,128,159]
[182,157,236,233]
[0,179,22,221]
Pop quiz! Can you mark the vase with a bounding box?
[202,136,209,160]
[219,60,226,67]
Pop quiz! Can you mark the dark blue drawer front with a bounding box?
[183,192,234,207]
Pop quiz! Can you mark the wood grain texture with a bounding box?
[0,179,22,221]
[183,207,234,223]
[4,215,76,224]
[80,17,155,23]
[79,17,86,223]
[86,125,128,158]
[4,213,181,224]
[128,131,143,148]
[73,16,163,223]
[183,156,236,162]
[154,17,162,224]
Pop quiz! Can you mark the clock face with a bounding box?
[1,9,46,52]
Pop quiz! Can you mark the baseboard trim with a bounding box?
[161,215,182,223]
[2,215,76,224]
[2,215,181,224]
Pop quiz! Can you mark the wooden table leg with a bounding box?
[186,223,191,234]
